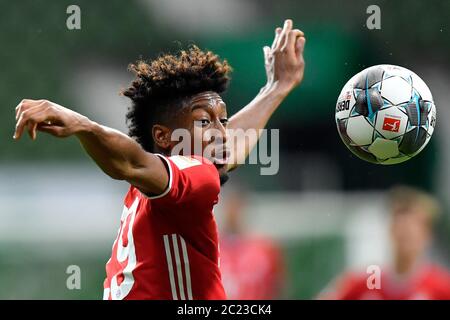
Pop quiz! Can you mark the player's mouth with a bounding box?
[210,146,230,168]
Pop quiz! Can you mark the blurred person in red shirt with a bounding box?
[320,186,450,300]
[219,188,285,300]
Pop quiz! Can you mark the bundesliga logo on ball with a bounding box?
[335,64,437,164]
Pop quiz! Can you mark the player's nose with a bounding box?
[215,121,228,144]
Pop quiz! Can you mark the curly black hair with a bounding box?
[122,45,232,152]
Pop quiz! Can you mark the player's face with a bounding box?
[390,204,431,261]
[178,91,230,183]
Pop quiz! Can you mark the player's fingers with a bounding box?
[263,46,271,63]
[295,29,304,37]
[276,19,293,52]
[15,99,36,120]
[295,36,306,57]
[19,101,48,119]
[274,20,290,51]
[37,124,65,137]
[14,107,37,140]
[15,101,47,131]
[24,107,50,140]
[14,115,28,140]
[274,21,289,51]
[271,27,282,50]
[14,106,52,140]
[14,101,48,139]
[283,29,304,54]
[15,99,44,120]
[27,122,38,140]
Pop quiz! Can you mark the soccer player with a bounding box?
[320,186,450,300]
[13,20,305,300]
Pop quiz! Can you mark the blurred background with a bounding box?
[0,0,449,299]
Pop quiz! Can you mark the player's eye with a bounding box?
[198,119,210,127]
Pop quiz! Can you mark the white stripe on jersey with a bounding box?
[180,236,193,300]
[163,234,193,300]
[163,235,178,300]
[172,234,186,300]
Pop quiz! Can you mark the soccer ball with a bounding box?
[335,64,436,164]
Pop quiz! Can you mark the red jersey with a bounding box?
[103,155,225,300]
[220,235,284,300]
[323,264,450,300]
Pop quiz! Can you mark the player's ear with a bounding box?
[152,124,172,151]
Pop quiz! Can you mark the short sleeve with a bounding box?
[148,154,220,206]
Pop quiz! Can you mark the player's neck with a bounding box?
[153,145,172,157]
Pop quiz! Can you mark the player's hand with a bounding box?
[13,99,89,140]
[263,19,306,94]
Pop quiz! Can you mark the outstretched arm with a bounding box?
[227,19,306,171]
[13,100,168,195]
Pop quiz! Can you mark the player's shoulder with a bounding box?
[166,155,214,170]
[162,154,220,197]
[164,155,218,179]
[125,155,219,204]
